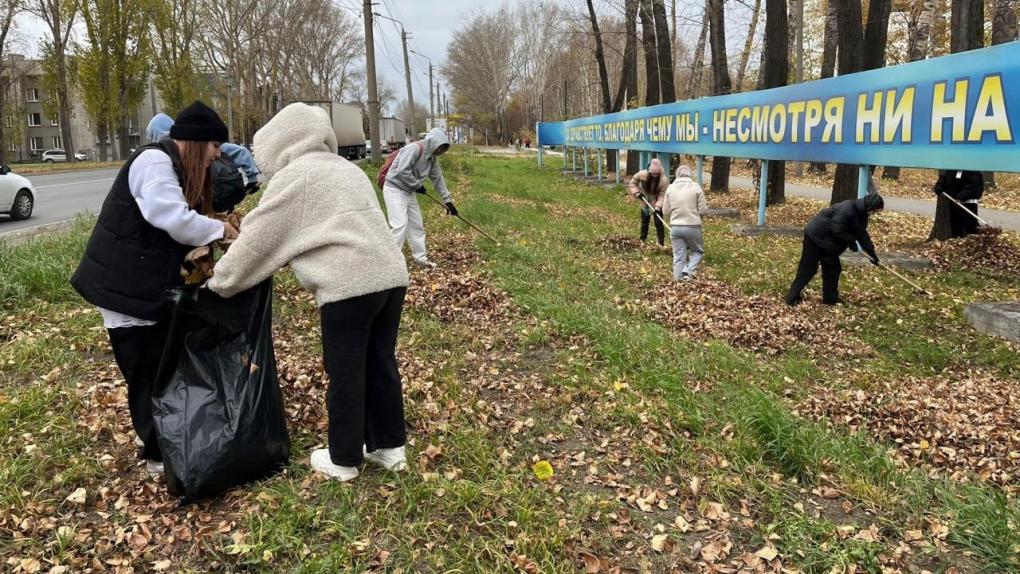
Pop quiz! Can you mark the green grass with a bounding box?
[0,149,1017,572]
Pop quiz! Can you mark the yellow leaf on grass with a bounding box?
[650,534,668,552]
[532,460,554,480]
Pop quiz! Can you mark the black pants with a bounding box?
[787,235,842,305]
[640,208,665,245]
[321,287,408,466]
[108,323,171,462]
[949,201,979,238]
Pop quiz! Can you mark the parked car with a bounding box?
[0,165,36,220]
[41,149,87,163]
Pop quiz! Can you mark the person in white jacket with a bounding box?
[209,103,411,482]
[660,165,708,281]
[382,127,455,268]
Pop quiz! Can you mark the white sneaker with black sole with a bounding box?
[412,259,437,269]
[364,446,408,472]
[310,449,359,481]
[145,460,164,478]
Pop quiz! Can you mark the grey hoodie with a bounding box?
[209,103,409,305]
[384,127,452,202]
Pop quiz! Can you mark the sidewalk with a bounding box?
[719,174,1020,233]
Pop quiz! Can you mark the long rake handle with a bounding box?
[940,193,991,227]
[877,262,932,297]
[637,194,669,228]
[422,191,501,245]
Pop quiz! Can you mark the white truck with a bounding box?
[304,101,366,160]
[378,117,408,151]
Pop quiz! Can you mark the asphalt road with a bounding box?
[0,167,119,235]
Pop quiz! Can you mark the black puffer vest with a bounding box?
[71,140,198,321]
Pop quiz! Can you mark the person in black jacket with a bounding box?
[70,101,235,477]
[933,170,983,238]
[786,194,884,306]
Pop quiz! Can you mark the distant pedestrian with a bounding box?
[786,194,884,306]
[661,165,707,281]
[524,138,531,149]
[933,170,984,238]
[628,158,669,246]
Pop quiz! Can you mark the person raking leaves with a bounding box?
[628,157,669,247]
[932,169,984,238]
[380,127,456,269]
[786,193,885,306]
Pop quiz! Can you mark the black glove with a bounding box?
[416,186,427,195]
[445,202,458,216]
[869,253,880,266]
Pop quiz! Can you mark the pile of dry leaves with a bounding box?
[404,248,514,323]
[920,232,1020,275]
[796,372,1020,491]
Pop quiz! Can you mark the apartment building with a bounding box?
[3,54,164,163]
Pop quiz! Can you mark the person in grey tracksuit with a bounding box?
[382,128,456,268]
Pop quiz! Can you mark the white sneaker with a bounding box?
[145,460,164,478]
[310,449,359,481]
[134,435,145,448]
[364,446,408,472]
[412,259,437,269]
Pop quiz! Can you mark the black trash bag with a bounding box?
[211,155,247,213]
[153,279,289,500]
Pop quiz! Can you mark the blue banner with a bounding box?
[537,41,1020,172]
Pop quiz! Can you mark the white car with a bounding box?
[41,149,87,163]
[0,165,35,220]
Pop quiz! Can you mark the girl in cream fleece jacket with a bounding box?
[661,165,708,281]
[210,103,411,481]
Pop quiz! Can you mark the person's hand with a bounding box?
[223,221,239,240]
[416,186,427,195]
[445,202,458,217]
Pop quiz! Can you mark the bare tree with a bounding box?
[638,0,660,106]
[687,2,709,99]
[763,0,789,204]
[0,0,21,165]
[808,0,838,173]
[882,0,937,180]
[830,0,891,204]
[736,0,762,91]
[651,0,675,103]
[708,0,732,191]
[31,0,79,162]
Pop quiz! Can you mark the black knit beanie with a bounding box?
[170,101,229,142]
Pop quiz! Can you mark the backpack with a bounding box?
[211,155,247,212]
[376,141,424,189]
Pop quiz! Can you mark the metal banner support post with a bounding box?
[584,147,589,178]
[758,160,770,226]
[858,165,870,198]
[597,148,603,180]
[572,148,577,172]
[695,156,704,186]
[563,146,567,171]
[536,122,544,167]
[616,153,622,184]
[657,152,670,182]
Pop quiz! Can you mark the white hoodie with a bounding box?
[383,127,452,202]
[209,103,409,305]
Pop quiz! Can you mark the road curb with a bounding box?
[0,219,77,247]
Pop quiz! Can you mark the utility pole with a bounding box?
[410,49,433,131]
[364,0,381,162]
[400,28,416,139]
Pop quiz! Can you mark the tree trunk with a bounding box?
[763,0,789,205]
[687,2,710,99]
[652,0,675,103]
[984,0,1015,188]
[809,0,839,173]
[830,0,864,204]
[639,0,660,106]
[708,0,732,191]
[862,0,892,71]
[929,0,984,241]
[736,0,763,91]
[585,0,616,173]
[883,0,937,179]
[56,55,75,163]
[613,0,639,111]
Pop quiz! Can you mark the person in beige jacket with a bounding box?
[660,165,708,281]
[628,157,669,246]
[209,103,411,482]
